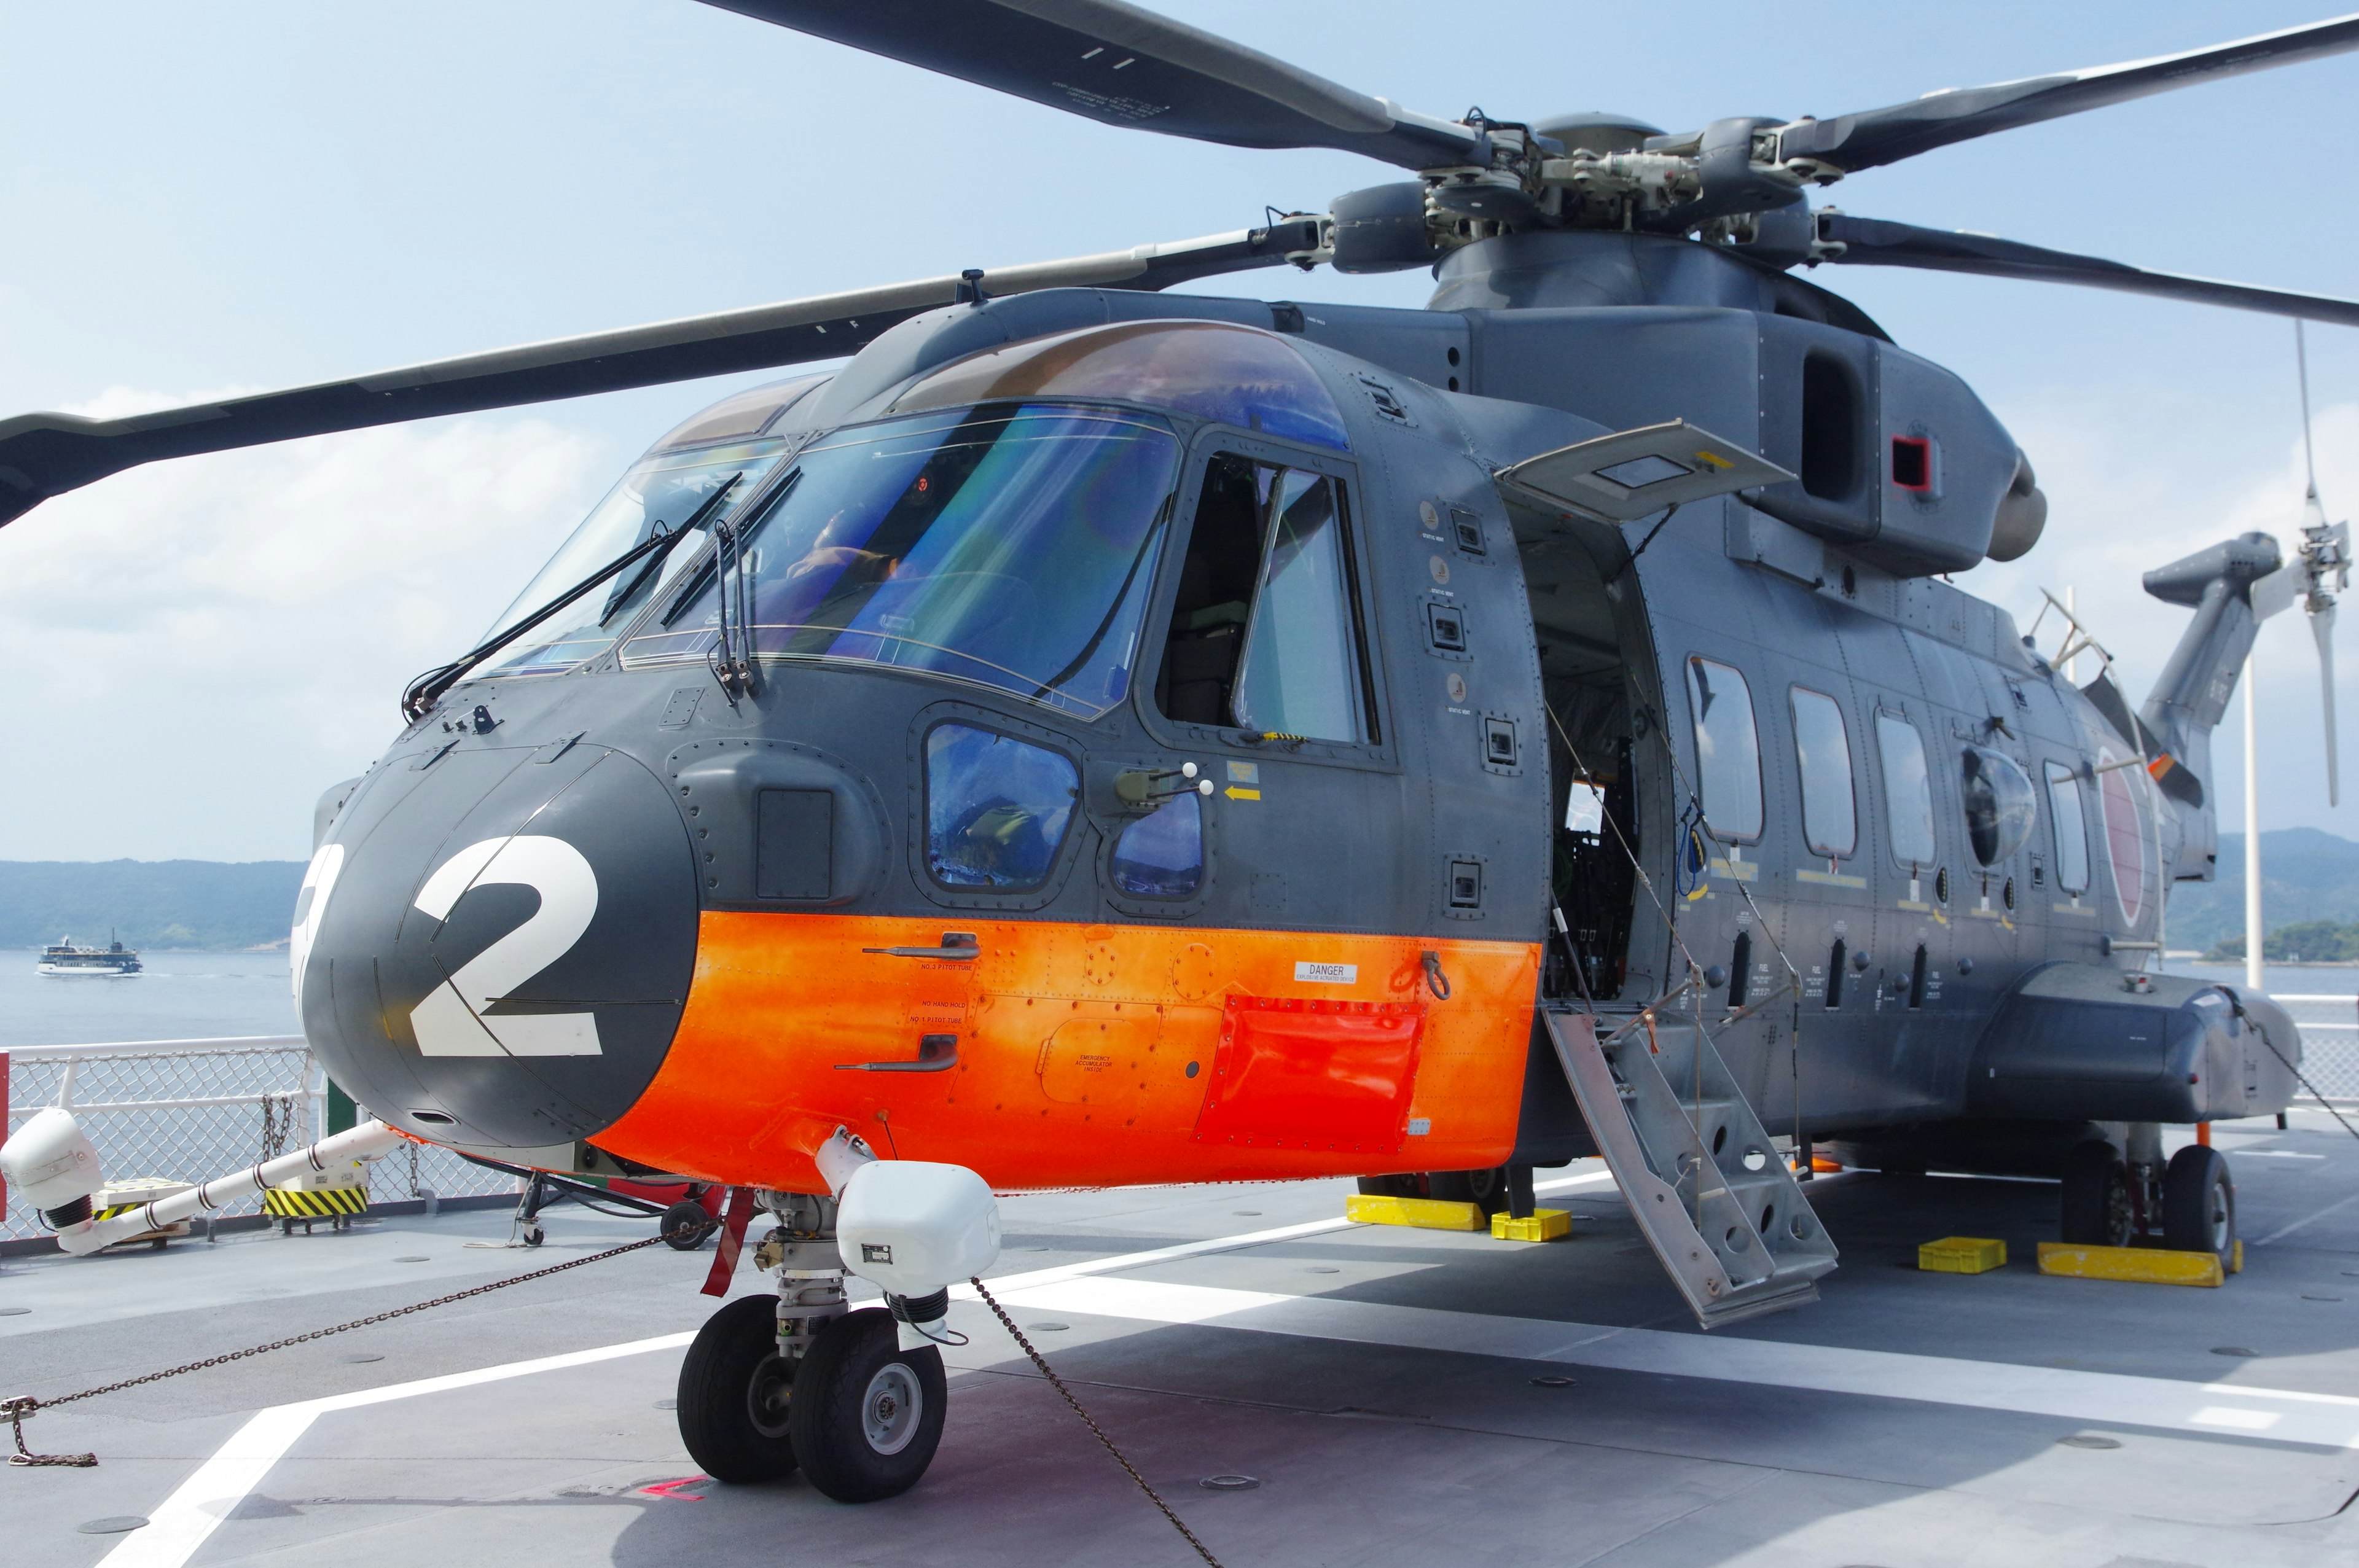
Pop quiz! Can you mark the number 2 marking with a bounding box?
[410,835,604,1058]
[289,841,346,1013]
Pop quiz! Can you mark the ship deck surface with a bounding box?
[7,1110,2359,1568]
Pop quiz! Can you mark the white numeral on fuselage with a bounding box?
[410,835,603,1058]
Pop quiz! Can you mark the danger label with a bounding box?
[1293,961,1357,985]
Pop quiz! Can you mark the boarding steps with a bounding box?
[1543,1005,1839,1328]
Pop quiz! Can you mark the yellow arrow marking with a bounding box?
[1224,786,1261,801]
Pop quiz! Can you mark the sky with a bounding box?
[2,0,2355,862]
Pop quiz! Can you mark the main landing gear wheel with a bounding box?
[790,1306,947,1503]
[2163,1144,2237,1266]
[2059,1139,2134,1247]
[1427,1166,1512,1216]
[660,1198,719,1251]
[677,1295,799,1483]
[1357,1169,1514,1215]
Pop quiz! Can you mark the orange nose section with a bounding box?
[593,912,1541,1192]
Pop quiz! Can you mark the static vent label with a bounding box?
[1294,961,1358,985]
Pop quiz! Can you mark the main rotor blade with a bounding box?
[1779,12,2359,173]
[0,222,1316,528]
[699,0,1476,170]
[1815,213,2359,329]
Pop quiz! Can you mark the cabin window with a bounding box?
[1961,746,2037,865]
[1788,687,1856,857]
[1876,713,1937,869]
[923,724,1078,889]
[1156,454,1374,743]
[2046,760,2091,894]
[1110,791,1204,899]
[1685,657,1763,841]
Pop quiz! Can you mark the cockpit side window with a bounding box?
[1153,453,1374,744]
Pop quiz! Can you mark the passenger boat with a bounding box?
[38,934,142,976]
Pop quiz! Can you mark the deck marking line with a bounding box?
[101,1172,1622,1567]
[97,1332,693,1568]
[2251,1185,2359,1246]
[987,1276,2359,1449]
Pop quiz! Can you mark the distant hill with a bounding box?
[0,860,307,951]
[2164,828,2359,953]
[2205,919,2359,963]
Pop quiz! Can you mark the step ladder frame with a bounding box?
[1544,1005,1838,1328]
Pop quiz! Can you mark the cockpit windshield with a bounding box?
[622,405,1180,718]
[477,439,788,676]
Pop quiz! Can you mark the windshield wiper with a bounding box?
[400,473,744,722]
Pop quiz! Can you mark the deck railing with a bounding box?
[6,996,2357,1241]
[1,1036,515,1244]
[2275,995,2359,1101]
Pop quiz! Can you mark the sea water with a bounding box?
[1,950,297,1048]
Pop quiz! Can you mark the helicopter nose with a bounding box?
[292,737,697,1150]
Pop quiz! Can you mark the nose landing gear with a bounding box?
[675,1188,952,1502]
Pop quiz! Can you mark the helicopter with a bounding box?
[3,0,2358,1508]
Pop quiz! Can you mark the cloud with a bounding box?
[0,406,614,860]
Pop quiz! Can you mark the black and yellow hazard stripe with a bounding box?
[263,1185,369,1217]
[93,1201,166,1222]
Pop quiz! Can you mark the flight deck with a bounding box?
[7,1110,2359,1568]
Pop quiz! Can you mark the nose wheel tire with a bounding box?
[676,1295,799,1483]
[2059,1139,2133,1247]
[660,1198,719,1251]
[2162,1144,2237,1265]
[789,1306,947,1503]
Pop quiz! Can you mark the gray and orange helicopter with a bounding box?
[2,0,2355,1506]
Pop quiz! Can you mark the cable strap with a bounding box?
[7,1229,679,1467]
